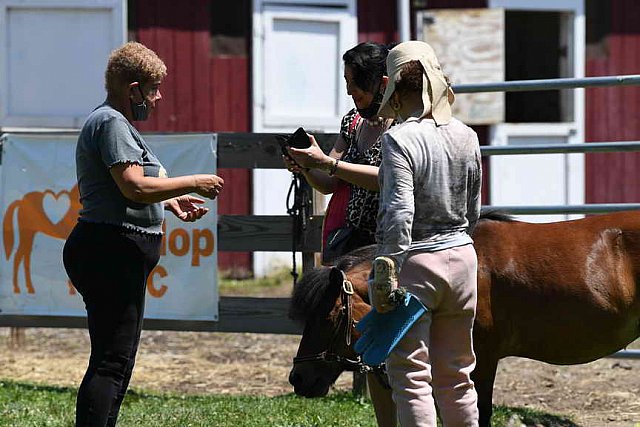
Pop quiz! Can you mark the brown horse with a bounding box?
[288,211,640,426]
[3,184,81,294]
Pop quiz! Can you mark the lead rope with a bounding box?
[286,172,308,287]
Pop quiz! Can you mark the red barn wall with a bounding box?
[132,0,252,275]
[585,0,640,203]
[357,0,398,44]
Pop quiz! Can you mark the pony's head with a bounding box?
[288,245,375,397]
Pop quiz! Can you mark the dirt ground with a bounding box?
[1,326,639,426]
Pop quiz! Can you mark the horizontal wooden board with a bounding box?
[217,132,337,168]
[218,215,323,252]
[0,297,301,334]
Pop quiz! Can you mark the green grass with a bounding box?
[0,380,577,427]
[0,381,376,427]
[219,267,297,296]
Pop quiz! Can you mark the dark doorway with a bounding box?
[505,11,571,123]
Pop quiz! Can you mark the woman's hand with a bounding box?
[193,174,224,199]
[287,134,334,171]
[165,195,209,222]
[282,155,306,174]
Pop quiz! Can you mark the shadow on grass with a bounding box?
[273,391,371,404]
[493,404,579,427]
[0,379,75,395]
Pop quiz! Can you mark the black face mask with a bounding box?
[357,90,384,120]
[130,86,149,121]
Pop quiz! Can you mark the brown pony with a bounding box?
[3,184,81,294]
[288,211,640,426]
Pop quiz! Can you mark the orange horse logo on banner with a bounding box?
[3,185,81,294]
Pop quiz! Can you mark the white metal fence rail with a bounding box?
[454,74,640,93]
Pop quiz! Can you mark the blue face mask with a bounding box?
[130,86,149,121]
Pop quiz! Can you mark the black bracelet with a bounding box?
[328,158,340,176]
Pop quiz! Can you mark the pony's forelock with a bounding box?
[289,267,333,321]
[289,245,377,322]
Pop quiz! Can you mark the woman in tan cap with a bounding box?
[372,40,482,426]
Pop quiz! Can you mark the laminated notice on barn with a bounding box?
[0,133,219,321]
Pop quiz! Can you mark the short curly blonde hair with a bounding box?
[105,42,167,95]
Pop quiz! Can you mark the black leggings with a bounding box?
[63,221,161,427]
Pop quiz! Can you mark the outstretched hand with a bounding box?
[165,195,209,222]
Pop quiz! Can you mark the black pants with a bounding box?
[63,221,161,427]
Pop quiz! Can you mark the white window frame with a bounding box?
[488,0,585,215]
[0,0,126,129]
[252,0,357,133]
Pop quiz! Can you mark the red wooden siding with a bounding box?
[357,0,397,44]
[585,0,640,204]
[210,57,253,277]
[133,0,252,275]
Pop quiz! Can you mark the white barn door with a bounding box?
[252,0,356,276]
[0,0,126,129]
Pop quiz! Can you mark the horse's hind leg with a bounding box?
[12,249,23,294]
[367,372,396,427]
[23,249,35,294]
[472,356,499,427]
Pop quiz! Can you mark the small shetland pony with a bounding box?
[288,211,640,426]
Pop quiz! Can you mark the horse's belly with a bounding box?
[503,315,639,365]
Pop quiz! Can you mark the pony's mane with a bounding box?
[289,245,376,321]
[479,209,514,223]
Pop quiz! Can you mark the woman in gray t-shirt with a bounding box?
[63,42,224,427]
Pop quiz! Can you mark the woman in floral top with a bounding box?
[284,41,397,427]
[285,42,395,263]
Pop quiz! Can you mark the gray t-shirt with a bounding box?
[76,103,165,234]
[376,117,482,270]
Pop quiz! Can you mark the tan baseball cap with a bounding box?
[378,40,455,125]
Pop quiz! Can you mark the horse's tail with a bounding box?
[3,200,20,259]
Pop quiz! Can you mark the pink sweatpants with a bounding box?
[386,244,479,427]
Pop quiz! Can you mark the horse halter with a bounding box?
[292,269,381,374]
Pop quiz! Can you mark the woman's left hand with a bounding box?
[165,195,209,222]
[287,134,334,171]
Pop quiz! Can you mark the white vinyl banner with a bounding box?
[0,133,219,321]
